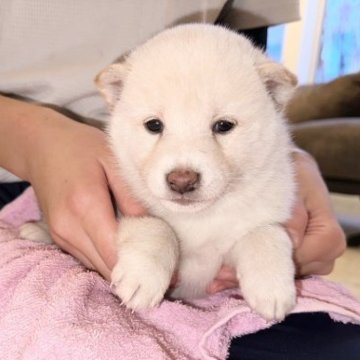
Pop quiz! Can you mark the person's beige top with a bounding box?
[0,0,299,121]
[0,0,228,122]
[0,0,299,181]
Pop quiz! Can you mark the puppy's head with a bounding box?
[96,24,297,213]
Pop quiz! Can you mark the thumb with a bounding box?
[285,195,308,249]
[102,154,148,217]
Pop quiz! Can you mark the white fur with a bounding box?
[22,24,298,321]
[19,220,52,244]
[101,25,298,320]
[111,217,179,309]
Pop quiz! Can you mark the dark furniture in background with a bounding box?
[287,73,360,245]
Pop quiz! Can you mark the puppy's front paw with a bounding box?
[112,251,171,310]
[111,217,178,310]
[242,277,296,321]
[231,225,296,321]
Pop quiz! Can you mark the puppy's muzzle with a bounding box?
[166,168,200,195]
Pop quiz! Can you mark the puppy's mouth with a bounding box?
[172,198,199,206]
[159,194,214,212]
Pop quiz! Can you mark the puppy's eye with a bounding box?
[212,120,235,134]
[144,118,164,134]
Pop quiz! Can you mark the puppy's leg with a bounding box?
[229,225,296,321]
[19,220,53,244]
[111,216,179,310]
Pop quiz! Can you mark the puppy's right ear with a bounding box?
[95,61,128,110]
[256,61,298,112]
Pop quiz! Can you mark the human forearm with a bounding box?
[0,95,59,181]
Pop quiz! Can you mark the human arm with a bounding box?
[0,95,146,280]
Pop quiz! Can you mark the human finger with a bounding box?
[206,265,238,294]
[50,213,113,280]
[297,260,335,277]
[294,221,346,268]
[101,152,147,217]
[73,183,119,272]
[213,265,237,282]
[207,280,238,294]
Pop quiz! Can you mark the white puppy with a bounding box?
[96,24,298,321]
[22,24,298,321]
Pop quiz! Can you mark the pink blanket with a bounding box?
[0,188,359,360]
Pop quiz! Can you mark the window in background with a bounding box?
[267,25,285,62]
[315,0,360,83]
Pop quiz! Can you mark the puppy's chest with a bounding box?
[164,211,250,254]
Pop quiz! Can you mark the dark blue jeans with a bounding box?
[229,312,360,360]
[0,181,29,209]
[1,183,360,359]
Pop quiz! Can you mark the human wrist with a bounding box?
[24,106,88,184]
[0,95,77,182]
[0,96,45,180]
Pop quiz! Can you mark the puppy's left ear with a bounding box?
[256,62,298,112]
[95,60,128,110]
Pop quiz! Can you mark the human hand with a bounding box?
[206,149,346,294]
[286,149,346,276]
[26,108,146,280]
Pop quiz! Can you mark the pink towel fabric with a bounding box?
[0,188,360,360]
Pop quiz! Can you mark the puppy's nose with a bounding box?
[166,168,200,194]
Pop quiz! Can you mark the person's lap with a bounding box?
[229,312,360,360]
[1,183,360,359]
